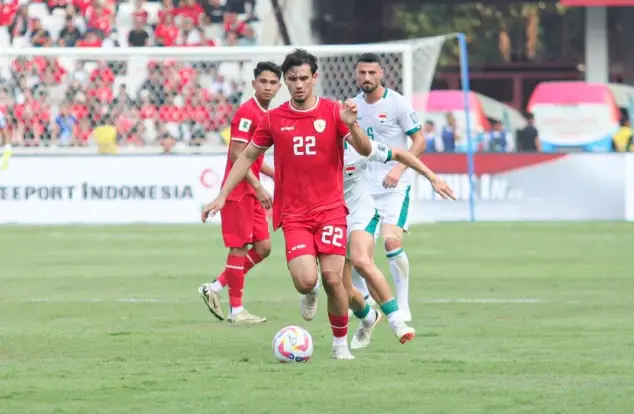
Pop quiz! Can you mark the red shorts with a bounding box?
[282,207,348,262]
[220,196,270,248]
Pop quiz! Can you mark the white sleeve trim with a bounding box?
[230,137,249,143]
[343,132,352,141]
[251,141,272,149]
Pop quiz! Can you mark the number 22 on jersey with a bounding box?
[293,136,317,155]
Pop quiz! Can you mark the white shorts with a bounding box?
[371,185,412,231]
[346,204,380,238]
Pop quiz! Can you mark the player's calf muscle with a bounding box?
[229,246,249,256]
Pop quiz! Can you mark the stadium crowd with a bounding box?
[0,0,257,151]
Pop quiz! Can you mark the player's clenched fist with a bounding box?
[201,196,226,223]
[338,99,358,125]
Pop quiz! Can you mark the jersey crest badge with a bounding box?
[378,113,387,123]
[314,119,326,133]
[344,165,356,177]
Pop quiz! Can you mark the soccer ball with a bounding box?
[272,326,314,363]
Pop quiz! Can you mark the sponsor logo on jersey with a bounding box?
[378,113,387,123]
[344,165,356,177]
[314,119,326,133]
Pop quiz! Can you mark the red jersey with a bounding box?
[251,97,351,230]
[222,97,267,202]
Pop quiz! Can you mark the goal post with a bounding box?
[1,34,476,222]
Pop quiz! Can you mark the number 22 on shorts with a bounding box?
[293,136,316,156]
[321,225,343,247]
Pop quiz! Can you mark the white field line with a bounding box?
[23,297,581,305]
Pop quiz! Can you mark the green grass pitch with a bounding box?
[1,223,634,413]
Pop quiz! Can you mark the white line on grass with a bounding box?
[24,297,581,304]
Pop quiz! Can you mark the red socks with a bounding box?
[225,254,245,309]
[328,313,349,339]
[217,248,264,287]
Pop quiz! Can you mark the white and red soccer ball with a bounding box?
[272,326,314,363]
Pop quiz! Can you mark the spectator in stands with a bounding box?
[48,0,70,14]
[423,120,442,153]
[113,84,134,108]
[176,0,204,27]
[76,29,103,47]
[50,103,78,147]
[102,29,120,48]
[86,1,113,37]
[140,68,166,106]
[58,16,82,47]
[485,120,511,153]
[612,116,633,152]
[155,11,178,46]
[224,29,238,46]
[8,4,30,43]
[441,113,459,153]
[204,0,226,24]
[177,17,202,46]
[30,19,52,47]
[238,25,256,46]
[128,16,151,46]
[75,117,92,146]
[65,4,87,33]
[132,0,149,26]
[158,0,176,26]
[516,112,540,152]
[0,1,19,29]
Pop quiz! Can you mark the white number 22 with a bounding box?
[293,136,316,156]
[321,225,344,247]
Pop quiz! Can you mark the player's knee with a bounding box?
[384,237,403,252]
[229,246,249,256]
[320,270,343,294]
[294,278,317,294]
[254,239,272,258]
[349,254,373,277]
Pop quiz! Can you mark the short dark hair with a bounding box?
[356,53,382,67]
[280,49,318,76]
[254,61,282,80]
[425,120,434,127]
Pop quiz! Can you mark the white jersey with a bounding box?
[343,140,392,214]
[354,88,421,193]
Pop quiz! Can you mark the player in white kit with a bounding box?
[343,139,455,349]
[353,53,427,322]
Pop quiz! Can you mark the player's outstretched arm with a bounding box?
[201,143,270,222]
[339,100,372,156]
[391,147,456,200]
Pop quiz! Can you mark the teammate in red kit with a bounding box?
[198,62,281,324]
[202,49,372,360]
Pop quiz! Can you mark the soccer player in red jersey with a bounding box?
[202,49,373,360]
[198,62,282,324]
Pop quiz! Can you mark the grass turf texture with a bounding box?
[1,223,633,413]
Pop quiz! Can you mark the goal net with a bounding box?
[1,34,475,224]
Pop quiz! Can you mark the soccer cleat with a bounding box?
[332,345,355,360]
[198,283,225,321]
[350,310,382,350]
[393,321,416,344]
[300,291,318,321]
[227,310,267,324]
[400,307,412,323]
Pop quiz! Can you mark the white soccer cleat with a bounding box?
[198,283,225,321]
[400,307,412,323]
[332,345,355,360]
[300,291,318,321]
[350,311,382,350]
[393,321,416,344]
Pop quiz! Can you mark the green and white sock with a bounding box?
[353,303,377,327]
[380,299,401,329]
[386,248,410,315]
